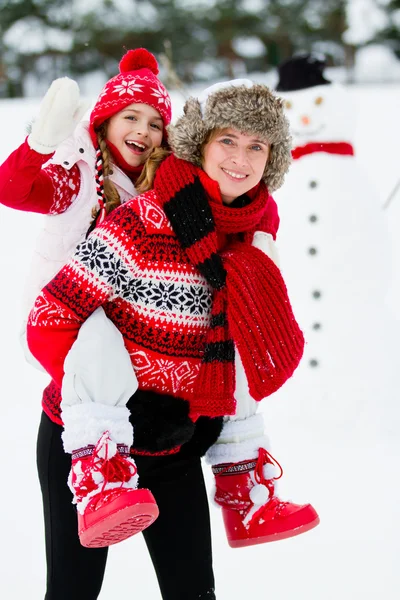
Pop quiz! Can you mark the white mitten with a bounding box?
[28,77,88,154]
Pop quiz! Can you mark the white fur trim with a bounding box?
[61,403,133,453]
[205,435,270,465]
[218,413,265,444]
[198,79,254,116]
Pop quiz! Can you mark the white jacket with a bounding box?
[21,122,137,367]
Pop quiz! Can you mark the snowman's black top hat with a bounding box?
[276,53,331,92]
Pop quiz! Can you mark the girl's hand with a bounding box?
[28,77,88,154]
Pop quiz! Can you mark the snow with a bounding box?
[354,45,400,83]
[393,8,400,28]
[1,80,400,599]
[241,0,267,13]
[232,36,266,59]
[344,0,389,45]
[3,17,74,53]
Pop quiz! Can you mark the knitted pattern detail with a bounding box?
[42,380,63,424]
[46,163,81,214]
[29,190,214,423]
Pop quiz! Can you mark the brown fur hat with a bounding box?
[167,80,292,192]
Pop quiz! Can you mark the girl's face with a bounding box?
[106,103,164,167]
[202,128,270,204]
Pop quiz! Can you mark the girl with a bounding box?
[27,79,319,600]
[0,49,172,545]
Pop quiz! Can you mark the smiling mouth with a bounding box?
[125,140,147,153]
[222,168,248,181]
[292,124,325,138]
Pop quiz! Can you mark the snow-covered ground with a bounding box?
[0,82,399,599]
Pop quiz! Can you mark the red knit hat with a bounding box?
[89,48,172,145]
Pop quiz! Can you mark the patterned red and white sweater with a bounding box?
[27,187,279,425]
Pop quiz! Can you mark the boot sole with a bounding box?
[79,489,159,548]
[228,516,320,548]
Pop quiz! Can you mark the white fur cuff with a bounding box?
[219,413,265,443]
[205,435,270,466]
[61,403,133,453]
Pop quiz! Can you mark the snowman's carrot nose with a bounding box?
[301,115,311,125]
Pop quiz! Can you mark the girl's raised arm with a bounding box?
[0,78,87,213]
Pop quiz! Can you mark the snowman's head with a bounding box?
[277,83,355,148]
[276,54,355,149]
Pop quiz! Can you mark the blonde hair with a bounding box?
[135,146,171,193]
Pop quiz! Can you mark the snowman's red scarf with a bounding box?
[292,141,354,160]
[154,155,304,417]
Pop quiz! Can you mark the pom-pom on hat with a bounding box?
[89,48,172,145]
[276,53,331,92]
[167,79,292,193]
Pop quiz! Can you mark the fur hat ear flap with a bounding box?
[167,97,206,167]
[264,140,292,192]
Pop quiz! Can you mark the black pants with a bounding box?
[36,412,216,600]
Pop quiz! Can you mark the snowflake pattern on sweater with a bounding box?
[27,190,214,423]
[46,163,80,214]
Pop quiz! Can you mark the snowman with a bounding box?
[272,54,399,436]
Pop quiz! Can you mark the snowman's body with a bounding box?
[273,83,398,432]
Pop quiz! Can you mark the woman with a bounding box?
[27,78,318,600]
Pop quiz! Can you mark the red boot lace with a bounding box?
[254,447,283,495]
[214,447,284,511]
[73,432,137,503]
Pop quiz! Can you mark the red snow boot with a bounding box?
[213,447,319,548]
[70,431,158,548]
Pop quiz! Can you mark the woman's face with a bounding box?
[202,128,270,204]
[106,103,164,167]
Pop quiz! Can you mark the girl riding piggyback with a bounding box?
[0,48,172,544]
[0,48,171,361]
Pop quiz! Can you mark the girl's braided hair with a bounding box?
[87,122,170,236]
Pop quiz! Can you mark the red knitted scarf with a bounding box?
[155,155,304,417]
